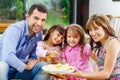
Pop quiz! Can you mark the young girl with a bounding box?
[36,24,65,64]
[61,24,93,80]
[69,14,120,80]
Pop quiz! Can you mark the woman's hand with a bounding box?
[68,68,83,78]
[51,74,68,80]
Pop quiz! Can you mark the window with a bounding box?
[25,0,70,29]
[0,0,24,33]
[0,0,70,33]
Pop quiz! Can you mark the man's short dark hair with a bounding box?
[28,3,48,15]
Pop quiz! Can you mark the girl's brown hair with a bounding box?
[64,24,87,56]
[44,24,65,47]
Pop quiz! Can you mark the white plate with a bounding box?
[42,63,75,75]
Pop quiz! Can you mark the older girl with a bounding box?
[36,24,65,64]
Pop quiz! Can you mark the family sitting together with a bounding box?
[0,3,120,80]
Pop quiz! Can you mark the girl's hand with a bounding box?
[38,57,47,62]
[47,50,60,57]
[50,57,59,64]
[46,50,60,63]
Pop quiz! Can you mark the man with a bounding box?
[0,3,49,80]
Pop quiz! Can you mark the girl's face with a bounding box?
[67,30,80,47]
[89,25,106,42]
[50,30,64,45]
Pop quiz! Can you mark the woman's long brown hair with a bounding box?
[86,14,116,55]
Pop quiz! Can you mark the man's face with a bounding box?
[26,9,47,35]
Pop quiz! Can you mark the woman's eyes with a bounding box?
[94,27,99,30]
[89,27,99,31]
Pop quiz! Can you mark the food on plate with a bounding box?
[56,63,62,68]
[42,63,75,74]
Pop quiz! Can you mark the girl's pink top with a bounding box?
[61,44,93,72]
[36,41,60,57]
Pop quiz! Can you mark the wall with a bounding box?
[90,0,120,40]
[89,0,120,17]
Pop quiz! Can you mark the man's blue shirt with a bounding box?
[0,20,43,72]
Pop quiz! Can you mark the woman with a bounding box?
[68,14,120,80]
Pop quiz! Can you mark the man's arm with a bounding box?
[2,24,26,72]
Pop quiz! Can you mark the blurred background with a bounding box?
[0,0,120,38]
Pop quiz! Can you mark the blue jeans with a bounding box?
[0,61,9,80]
[8,62,50,80]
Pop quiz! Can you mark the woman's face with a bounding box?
[89,25,106,42]
[67,30,80,47]
[50,30,64,45]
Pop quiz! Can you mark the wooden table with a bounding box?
[0,23,12,32]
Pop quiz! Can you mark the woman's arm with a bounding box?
[69,39,120,79]
[89,50,98,62]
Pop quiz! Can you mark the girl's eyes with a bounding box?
[67,35,78,38]
[67,35,71,38]
[57,33,60,37]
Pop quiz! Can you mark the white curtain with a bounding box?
[110,17,120,40]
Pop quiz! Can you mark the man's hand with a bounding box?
[25,60,38,70]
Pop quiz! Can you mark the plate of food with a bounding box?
[42,63,75,75]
